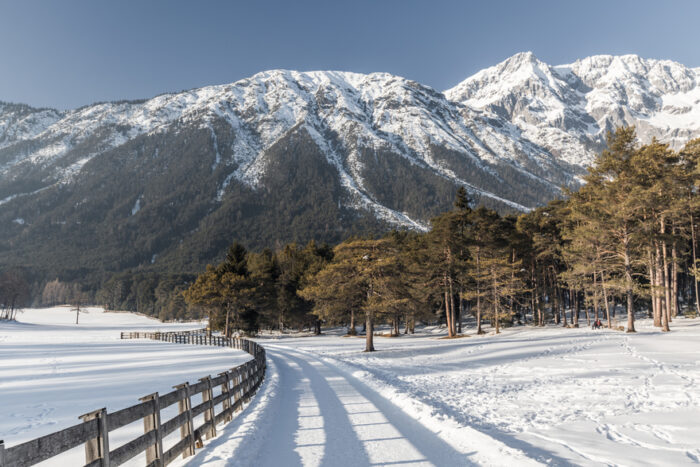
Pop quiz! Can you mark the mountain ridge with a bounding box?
[0,52,698,283]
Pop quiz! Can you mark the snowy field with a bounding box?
[0,307,251,466]
[3,309,699,466]
[187,317,700,467]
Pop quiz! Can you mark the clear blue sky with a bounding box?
[2,0,699,109]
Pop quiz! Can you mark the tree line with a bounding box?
[182,128,700,351]
[0,268,30,320]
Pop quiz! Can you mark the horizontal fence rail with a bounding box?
[1,331,266,467]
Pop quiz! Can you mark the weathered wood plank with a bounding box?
[211,391,228,407]
[158,388,184,409]
[190,400,210,419]
[162,436,191,466]
[4,419,98,466]
[160,411,188,438]
[220,370,233,423]
[107,400,153,430]
[79,408,109,467]
[109,430,156,466]
[200,377,216,440]
[140,393,163,466]
[210,373,227,387]
[173,382,195,459]
[190,380,207,395]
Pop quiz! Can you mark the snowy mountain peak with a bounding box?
[567,54,697,94]
[445,51,562,105]
[446,52,700,167]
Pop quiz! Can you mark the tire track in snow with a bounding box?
[281,345,547,466]
[262,345,471,466]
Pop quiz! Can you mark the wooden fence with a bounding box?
[0,331,266,467]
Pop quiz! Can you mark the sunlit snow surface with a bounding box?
[0,307,251,466]
[186,317,700,467]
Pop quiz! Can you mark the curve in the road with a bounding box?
[183,344,477,466]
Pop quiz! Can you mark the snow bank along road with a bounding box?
[184,318,700,467]
[0,307,252,466]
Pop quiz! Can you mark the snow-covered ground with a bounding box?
[0,307,251,466]
[188,317,700,466]
[3,308,699,466]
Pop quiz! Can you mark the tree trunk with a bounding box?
[457,290,463,334]
[655,243,664,326]
[476,249,483,334]
[661,219,671,331]
[510,249,516,325]
[648,249,658,322]
[493,269,500,334]
[476,294,483,334]
[600,271,612,329]
[552,272,561,325]
[365,311,374,351]
[448,276,456,337]
[691,212,700,314]
[593,273,599,322]
[530,265,536,325]
[365,284,375,351]
[349,309,357,335]
[444,284,453,338]
[671,239,679,317]
[623,227,636,333]
[561,286,568,327]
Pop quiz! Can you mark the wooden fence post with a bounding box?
[1,440,6,467]
[139,392,163,466]
[200,377,217,440]
[173,383,195,458]
[253,360,259,389]
[241,366,248,402]
[242,364,250,402]
[232,368,242,412]
[79,408,110,466]
[219,371,233,422]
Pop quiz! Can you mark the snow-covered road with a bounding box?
[182,342,541,467]
[185,318,700,467]
[257,346,470,466]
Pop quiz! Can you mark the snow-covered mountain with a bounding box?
[0,69,575,222]
[446,52,700,167]
[0,53,698,278]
